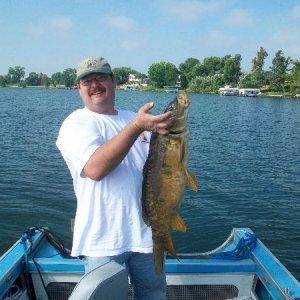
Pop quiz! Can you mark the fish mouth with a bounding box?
[163,92,190,134]
[178,92,190,107]
[165,92,190,113]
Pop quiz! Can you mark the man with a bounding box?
[56,57,173,299]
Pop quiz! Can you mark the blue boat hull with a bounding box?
[1,228,300,299]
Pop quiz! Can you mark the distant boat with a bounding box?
[239,88,261,97]
[219,86,262,97]
[163,85,179,93]
[123,85,139,91]
[219,86,239,96]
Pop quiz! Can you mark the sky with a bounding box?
[1,0,300,77]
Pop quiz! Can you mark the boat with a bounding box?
[163,86,179,93]
[239,89,261,97]
[1,227,300,299]
[219,86,239,96]
[123,85,139,91]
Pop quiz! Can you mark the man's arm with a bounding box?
[83,102,173,181]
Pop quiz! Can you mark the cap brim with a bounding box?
[77,69,112,80]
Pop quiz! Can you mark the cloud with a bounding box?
[121,39,142,50]
[269,28,300,58]
[28,15,73,36]
[105,15,144,50]
[47,16,73,31]
[205,31,236,48]
[106,15,136,31]
[290,3,300,19]
[164,0,225,21]
[224,9,254,26]
[270,28,300,44]
[28,23,44,36]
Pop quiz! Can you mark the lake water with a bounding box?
[0,88,300,280]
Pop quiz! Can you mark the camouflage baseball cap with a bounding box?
[76,57,112,80]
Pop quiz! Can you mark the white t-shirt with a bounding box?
[56,107,153,257]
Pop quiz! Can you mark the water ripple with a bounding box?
[0,89,300,279]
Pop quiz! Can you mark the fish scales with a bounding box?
[142,92,198,273]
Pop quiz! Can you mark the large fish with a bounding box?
[142,91,198,273]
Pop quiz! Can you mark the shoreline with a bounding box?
[1,85,300,99]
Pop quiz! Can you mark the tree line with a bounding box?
[0,67,77,88]
[1,46,299,94]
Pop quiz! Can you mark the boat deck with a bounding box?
[1,228,300,300]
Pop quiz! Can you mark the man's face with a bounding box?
[78,73,116,114]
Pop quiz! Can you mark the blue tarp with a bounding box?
[213,233,257,260]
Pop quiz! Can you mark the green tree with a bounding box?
[148,62,178,88]
[0,75,8,87]
[18,80,26,88]
[26,72,41,86]
[220,55,232,69]
[51,72,63,86]
[189,63,208,80]
[223,54,242,84]
[179,58,200,74]
[25,72,50,87]
[290,60,300,93]
[269,50,291,92]
[113,67,133,84]
[189,74,224,93]
[131,70,147,79]
[251,47,268,87]
[202,57,224,76]
[239,73,256,88]
[7,66,25,84]
[61,68,76,87]
[40,73,50,87]
[179,58,200,85]
[113,67,146,85]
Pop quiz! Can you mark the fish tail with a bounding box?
[153,235,177,273]
[153,241,165,273]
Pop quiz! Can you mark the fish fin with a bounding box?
[185,169,198,192]
[171,213,188,232]
[153,235,177,273]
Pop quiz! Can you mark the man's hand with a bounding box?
[134,102,174,135]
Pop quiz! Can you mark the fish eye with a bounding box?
[168,104,176,111]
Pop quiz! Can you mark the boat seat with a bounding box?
[68,261,128,300]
